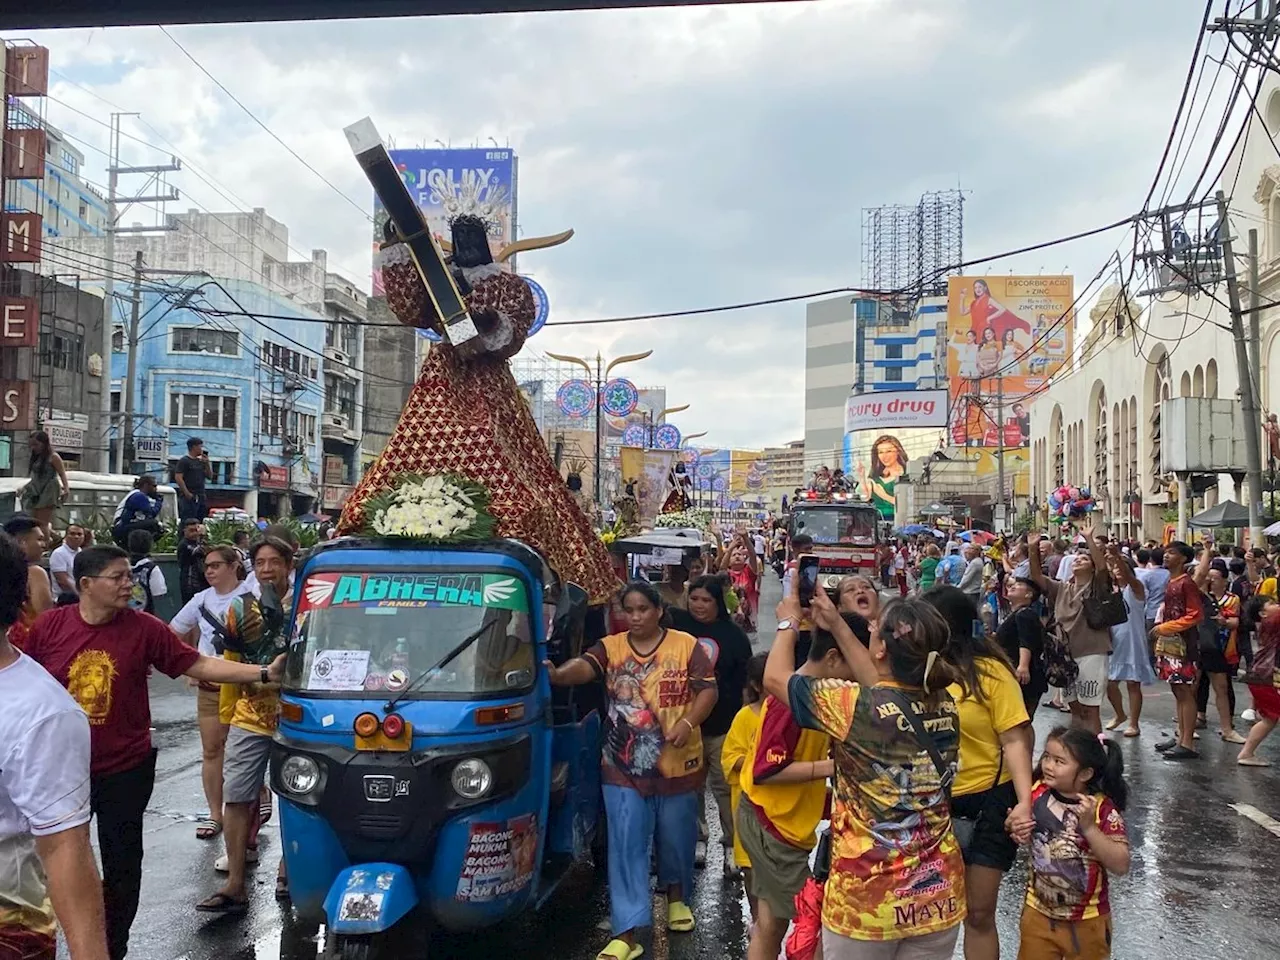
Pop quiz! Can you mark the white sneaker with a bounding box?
[1242,708,1259,722]
[214,848,260,873]
[694,841,707,868]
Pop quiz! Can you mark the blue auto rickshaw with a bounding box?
[270,537,606,958]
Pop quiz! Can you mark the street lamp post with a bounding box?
[546,349,652,507]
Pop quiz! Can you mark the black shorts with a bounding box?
[1198,646,1233,674]
[952,780,1018,872]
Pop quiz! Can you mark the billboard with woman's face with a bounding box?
[855,434,908,520]
[946,275,1073,452]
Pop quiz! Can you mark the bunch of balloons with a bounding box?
[1047,485,1096,523]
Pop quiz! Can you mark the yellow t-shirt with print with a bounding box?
[721,702,763,867]
[216,593,285,735]
[947,658,1029,797]
[740,694,831,849]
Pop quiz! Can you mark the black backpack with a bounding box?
[128,560,156,614]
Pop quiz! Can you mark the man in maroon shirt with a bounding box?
[23,545,285,960]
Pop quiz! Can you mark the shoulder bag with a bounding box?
[1083,573,1127,630]
[883,689,990,854]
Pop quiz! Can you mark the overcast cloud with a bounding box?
[14,0,1217,448]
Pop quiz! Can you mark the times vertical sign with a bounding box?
[1,42,50,437]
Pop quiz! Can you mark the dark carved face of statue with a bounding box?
[450,215,494,269]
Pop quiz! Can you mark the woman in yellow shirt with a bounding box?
[721,653,768,921]
[923,586,1034,960]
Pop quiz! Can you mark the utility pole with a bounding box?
[115,252,143,474]
[1249,229,1263,416]
[995,374,1006,532]
[97,111,181,473]
[1216,191,1266,544]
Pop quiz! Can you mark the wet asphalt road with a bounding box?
[91,573,1280,960]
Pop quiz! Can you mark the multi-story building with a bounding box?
[64,207,370,510]
[5,104,108,242]
[0,271,105,474]
[763,439,805,508]
[320,273,366,512]
[109,277,325,517]
[804,295,942,465]
[1027,72,1280,541]
[360,296,417,467]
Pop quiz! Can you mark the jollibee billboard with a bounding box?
[371,148,516,296]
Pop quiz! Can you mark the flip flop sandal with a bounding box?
[596,939,643,960]
[1237,756,1272,766]
[667,900,696,933]
[195,892,249,915]
[195,818,222,841]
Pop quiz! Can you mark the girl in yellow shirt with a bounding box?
[722,653,768,922]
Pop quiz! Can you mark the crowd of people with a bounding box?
[576,518,1279,960]
[5,488,1279,960]
[0,501,303,960]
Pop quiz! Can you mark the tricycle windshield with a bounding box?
[283,568,535,698]
[792,506,878,545]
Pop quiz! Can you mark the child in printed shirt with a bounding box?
[721,653,769,922]
[1013,726,1131,960]
[1237,596,1280,765]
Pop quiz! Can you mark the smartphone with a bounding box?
[798,555,821,607]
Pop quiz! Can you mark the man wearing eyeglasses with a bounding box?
[22,546,286,960]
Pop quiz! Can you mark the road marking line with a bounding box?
[1230,802,1280,838]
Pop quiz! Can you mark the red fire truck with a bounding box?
[788,492,882,591]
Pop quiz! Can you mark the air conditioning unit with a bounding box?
[324,346,349,367]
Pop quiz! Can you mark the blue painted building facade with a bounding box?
[861,298,943,392]
[110,277,326,516]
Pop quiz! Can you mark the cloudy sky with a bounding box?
[13,0,1223,448]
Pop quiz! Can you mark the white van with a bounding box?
[0,470,179,533]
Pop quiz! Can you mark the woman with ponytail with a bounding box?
[1013,727,1130,960]
[923,586,1034,960]
[763,573,969,960]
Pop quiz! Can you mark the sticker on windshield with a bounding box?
[298,573,527,613]
[306,649,371,691]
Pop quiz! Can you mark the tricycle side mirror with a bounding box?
[546,581,588,665]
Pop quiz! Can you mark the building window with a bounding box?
[171,327,240,356]
[885,344,903,360]
[884,367,903,382]
[169,393,237,429]
[112,326,124,352]
[262,340,318,379]
[39,332,83,371]
[110,390,121,413]
[325,374,357,419]
[260,402,316,445]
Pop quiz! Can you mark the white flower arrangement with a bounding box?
[362,474,495,542]
[655,509,713,532]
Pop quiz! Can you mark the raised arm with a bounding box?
[1193,545,1213,590]
[810,584,879,688]
[1108,548,1144,602]
[1027,533,1051,590]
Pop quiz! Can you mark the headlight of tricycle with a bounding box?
[280,755,321,796]
[451,758,493,800]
